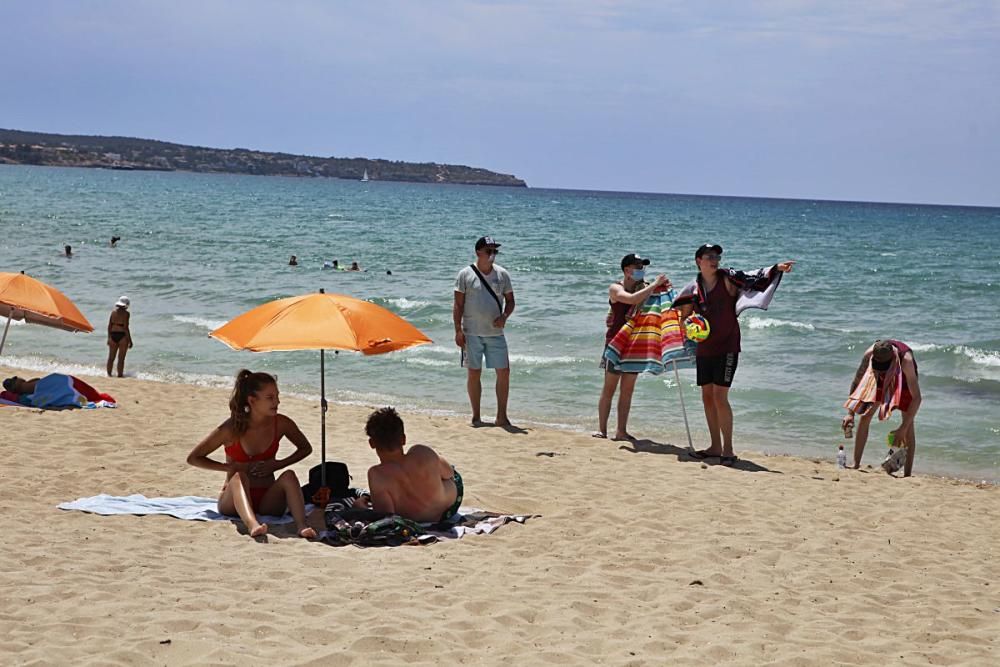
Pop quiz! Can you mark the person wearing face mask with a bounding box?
[453,236,516,427]
[673,244,795,465]
[594,253,670,440]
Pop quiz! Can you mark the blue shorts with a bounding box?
[464,334,509,370]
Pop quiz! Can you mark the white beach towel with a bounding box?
[58,493,307,525]
[424,507,537,539]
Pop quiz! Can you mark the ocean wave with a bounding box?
[906,342,945,352]
[397,344,454,357]
[907,342,1000,368]
[173,315,227,331]
[958,345,1000,367]
[745,317,815,332]
[383,297,430,310]
[0,355,235,388]
[399,344,581,366]
[402,357,453,367]
[508,353,582,365]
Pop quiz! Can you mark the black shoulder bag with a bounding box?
[469,264,504,315]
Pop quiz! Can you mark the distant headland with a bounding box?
[0,128,527,187]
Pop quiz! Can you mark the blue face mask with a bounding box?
[631,269,645,281]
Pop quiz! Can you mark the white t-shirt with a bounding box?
[454,264,513,337]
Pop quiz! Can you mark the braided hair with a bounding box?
[229,369,277,435]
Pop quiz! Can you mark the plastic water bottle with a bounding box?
[836,445,847,469]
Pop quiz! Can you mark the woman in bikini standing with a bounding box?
[186,370,317,538]
[106,296,133,377]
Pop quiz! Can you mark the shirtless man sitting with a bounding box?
[365,407,463,523]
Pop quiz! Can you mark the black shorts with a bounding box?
[696,353,739,387]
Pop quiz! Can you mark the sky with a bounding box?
[2,1,999,206]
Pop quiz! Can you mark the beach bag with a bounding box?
[324,509,424,547]
[301,462,351,503]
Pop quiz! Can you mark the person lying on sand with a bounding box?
[186,370,317,538]
[2,376,40,395]
[364,407,464,523]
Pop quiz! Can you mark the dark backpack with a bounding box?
[301,462,351,502]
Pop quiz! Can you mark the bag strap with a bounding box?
[469,264,503,315]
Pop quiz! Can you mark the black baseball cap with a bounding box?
[475,236,501,251]
[695,243,723,259]
[620,253,651,269]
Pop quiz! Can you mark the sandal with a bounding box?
[720,456,738,467]
[689,449,721,460]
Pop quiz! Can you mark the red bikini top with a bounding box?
[224,416,280,462]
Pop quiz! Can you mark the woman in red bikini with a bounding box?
[187,370,317,538]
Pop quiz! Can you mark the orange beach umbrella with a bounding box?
[0,271,94,355]
[209,289,432,491]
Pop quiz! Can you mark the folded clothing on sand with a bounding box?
[323,500,537,546]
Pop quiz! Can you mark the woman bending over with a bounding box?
[187,370,317,538]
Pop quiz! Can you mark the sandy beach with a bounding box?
[1,365,997,665]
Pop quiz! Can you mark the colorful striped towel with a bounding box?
[604,287,696,374]
[844,351,902,420]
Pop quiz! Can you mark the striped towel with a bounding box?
[604,287,696,374]
[844,352,902,420]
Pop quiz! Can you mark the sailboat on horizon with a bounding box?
[361,168,369,182]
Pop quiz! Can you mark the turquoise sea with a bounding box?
[1,165,998,480]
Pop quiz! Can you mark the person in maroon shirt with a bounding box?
[676,244,794,465]
[842,339,921,477]
[594,253,669,440]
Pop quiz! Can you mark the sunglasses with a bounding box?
[700,253,721,261]
[481,248,500,256]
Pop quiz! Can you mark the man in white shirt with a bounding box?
[453,236,516,426]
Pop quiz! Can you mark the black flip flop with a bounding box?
[689,449,720,460]
[720,456,738,466]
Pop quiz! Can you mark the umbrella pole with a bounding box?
[0,312,12,355]
[320,348,327,487]
[672,359,695,452]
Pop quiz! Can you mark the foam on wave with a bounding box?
[745,317,815,332]
[173,315,227,331]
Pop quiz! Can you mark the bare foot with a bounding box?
[250,523,268,537]
[591,431,607,439]
[494,418,511,427]
[611,432,636,441]
[298,526,317,539]
[471,417,484,427]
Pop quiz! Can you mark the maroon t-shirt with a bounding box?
[696,277,740,357]
[605,299,632,344]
